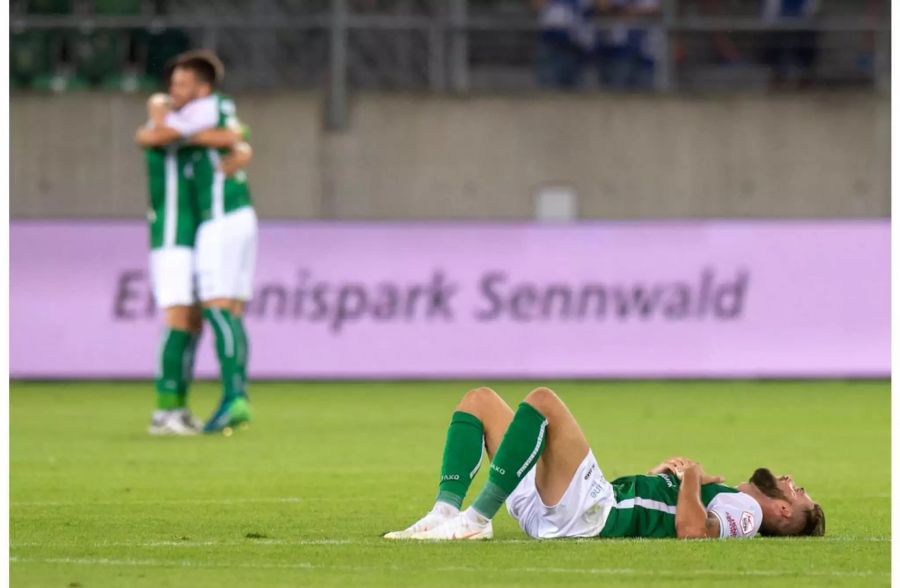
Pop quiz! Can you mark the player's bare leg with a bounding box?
[148,305,203,436]
[525,387,591,506]
[201,297,252,433]
[412,386,589,540]
[384,387,513,539]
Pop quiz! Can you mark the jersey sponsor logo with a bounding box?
[725,512,738,537]
[589,481,608,499]
[740,511,755,535]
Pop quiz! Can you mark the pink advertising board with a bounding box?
[10,220,889,379]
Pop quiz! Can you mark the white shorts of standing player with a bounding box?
[149,246,195,308]
[195,206,258,302]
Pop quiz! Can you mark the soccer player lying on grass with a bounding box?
[385,386,825,540]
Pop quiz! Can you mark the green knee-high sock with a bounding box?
[232,315,249,396]
[471,402,548,519]
[435,411,485,510]
[203,307,242,403]
[156,328,192,410]
[176,332,201,406]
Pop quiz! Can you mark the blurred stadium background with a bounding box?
[9,0,890,221]
[10,0,890,379]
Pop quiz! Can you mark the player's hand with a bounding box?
[673,461,725,485]
[649,457,682,475]
[146,93,171,126]
[218,143,252,176]
[664,456,694,478]
[649,456,690,476]
[219,154,242,177]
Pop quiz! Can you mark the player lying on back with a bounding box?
[384,386,825,540]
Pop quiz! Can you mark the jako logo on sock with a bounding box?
[491,464,506,475]
[441,474,460,481]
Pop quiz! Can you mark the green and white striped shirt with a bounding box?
[598,474,762,539]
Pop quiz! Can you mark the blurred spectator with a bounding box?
[596,0,661,91]
[761,0,821,88]
[531,0,596,89]
[695,0,744,65]
[10,0,190,93]
[855,0,885,79]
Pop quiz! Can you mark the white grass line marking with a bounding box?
[12,539,353,548]
[16,493,890,508]
[9,497,334,507]
[10,536,890,549]
[8,556,889,578]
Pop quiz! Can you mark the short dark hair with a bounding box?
[171,49,225,87]
[800,503,825,537]
[759,503,825,537]
[760,502,825,537]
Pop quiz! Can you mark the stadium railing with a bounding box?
[10,0,891,129]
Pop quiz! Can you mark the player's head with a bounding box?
[742,467,824,537]
[167,50,224,109]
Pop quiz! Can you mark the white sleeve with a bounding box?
[707,493,762,539]
[164,96,218,137]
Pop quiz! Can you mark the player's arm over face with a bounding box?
[675,464,721,539]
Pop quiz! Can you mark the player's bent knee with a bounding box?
[203,297,235,310]
[523,387,562,413]
[457,386,500,413]
[163,305,194,331]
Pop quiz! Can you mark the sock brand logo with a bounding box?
[441,474,460,481]
[490,464,506,475]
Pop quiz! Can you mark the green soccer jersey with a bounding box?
[145,146,198,250]
[185,93,253,223]
[598,473,762,539]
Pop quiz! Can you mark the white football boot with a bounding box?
[148,409,200,436]
[384,502,459,539]
[178,409,204,432]
[409,508,493,540]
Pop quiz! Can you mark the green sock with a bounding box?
[436,411,485,509]
[155,328,191,410]
[232,315,249,396]
[176,332,200,406]
[471,402,548,519]
[203,307,242,403]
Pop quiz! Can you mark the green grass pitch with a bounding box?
[10,380,890,587]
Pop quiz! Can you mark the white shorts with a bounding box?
[506,451,617,539]
[149,246,195,308]
[195,207,258,302]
